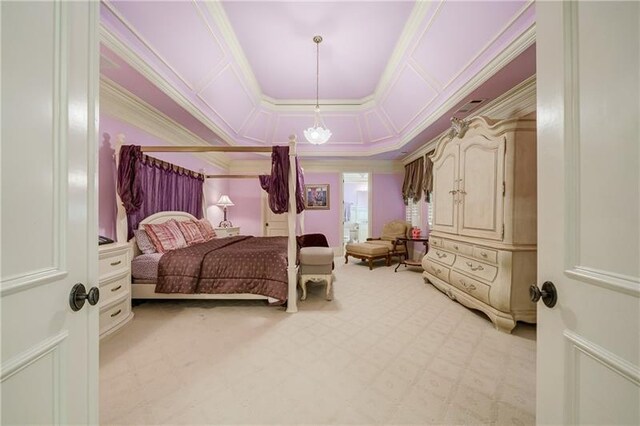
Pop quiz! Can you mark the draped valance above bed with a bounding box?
[259,145,306,214]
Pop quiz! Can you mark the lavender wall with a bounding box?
[302,172,342,247]
[226,179,264,237]
[98,115,228,239]
[371,173,405,237]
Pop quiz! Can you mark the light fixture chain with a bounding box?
[316,39,320,109]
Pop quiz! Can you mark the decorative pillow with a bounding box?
[133,229,157,254]
[194,218,216,241]
[144,220,188,253]
[176,220,206,246]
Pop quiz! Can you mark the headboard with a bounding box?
[131,211,198,258]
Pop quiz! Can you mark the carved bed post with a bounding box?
[286,134,298,313]
[114,133,128,243]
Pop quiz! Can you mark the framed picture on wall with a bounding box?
[304,184,330,210]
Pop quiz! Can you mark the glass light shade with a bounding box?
[216,195,234,207]
[304,126,332,145]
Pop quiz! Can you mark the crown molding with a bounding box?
[100,77,231,170]
[228,159,403,174]
[261,95,377,110]
[100,24,240,147]
[402,74,537,165]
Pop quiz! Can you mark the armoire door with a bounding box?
[431,143,459,235]
[0,2,99,424]
[457,135,505,240]
[536,1,639,424]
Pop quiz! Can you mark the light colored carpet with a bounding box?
[100,259,536,425]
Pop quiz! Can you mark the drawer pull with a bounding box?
[436,251,447,259]
[453,245,459,250]
[480,251,488,257]
[111,285,122,292]
[431,266,442,275]
[465,261,484,271]
[110,260,122,266]
[459,279,476,291]
[110,309,122,318]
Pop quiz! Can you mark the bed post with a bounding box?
[286,134,298,313]
[114,133,128,243]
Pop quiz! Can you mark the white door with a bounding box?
[263,193,289,236]
[432,143,459,234]
[536,2,639,424]
[1,2,99,424]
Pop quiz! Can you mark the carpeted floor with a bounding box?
[100,258,536,425]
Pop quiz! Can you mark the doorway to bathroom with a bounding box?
[342,173,371,249]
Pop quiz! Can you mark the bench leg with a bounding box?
[326,275,333,301]
[368,258,373,270]
[300,278,308,301]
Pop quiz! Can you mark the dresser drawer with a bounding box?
[450,271,490,304]
[429,237,443,249]
[453,256,498,283]
[99,273,130,308]
[426,248,456,266]
[443,240,473,256]
[99,297,131,336]
[473,246,498,264]
[99,250,129,279]
[424,260,451,282]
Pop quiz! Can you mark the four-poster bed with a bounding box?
[114,134,302,313]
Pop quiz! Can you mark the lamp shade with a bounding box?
[216,195,234,207]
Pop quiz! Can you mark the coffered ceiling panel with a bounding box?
[364,110,394,142]
[243,110,273,143]
[272,114,363,144]
[110,1,225,90]
[198,65,255,134]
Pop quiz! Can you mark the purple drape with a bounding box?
[117,145,204,240]
[259,146,305,214]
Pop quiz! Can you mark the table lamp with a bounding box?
[216,195,234,228]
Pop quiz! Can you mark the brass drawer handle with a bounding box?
[110,309,122,318]
[459,279,476,291]
[465,261,484,271]
[111,285,122,292]
[431,266,442,275]
[436,251,447,259]
[110,260,122,266]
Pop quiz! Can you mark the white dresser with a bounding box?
[214,226,240,238]
[98,242,134,338]
[423,116,537,333]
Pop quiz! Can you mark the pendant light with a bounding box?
[304,35,332,145]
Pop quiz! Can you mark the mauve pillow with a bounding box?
[144,220,188,253]
[195,218,216,241]
[133,229,157,254]
[176,220,206,246]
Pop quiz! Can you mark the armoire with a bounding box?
[422,115,537,332]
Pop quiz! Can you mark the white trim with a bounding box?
[364,109,395,143]
[565,266,640,298]
[403,75,537,165]
[229,159,403,174]
[100,78,231,170]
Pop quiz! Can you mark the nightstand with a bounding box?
[98,242,134,338]
[214,226,240,238]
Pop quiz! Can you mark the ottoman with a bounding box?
[299,246,334,301]
[344,242,390,270]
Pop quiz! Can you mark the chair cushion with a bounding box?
[365,240,406,253]
[299,247,334,265]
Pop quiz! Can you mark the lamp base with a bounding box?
[218,220,233,228]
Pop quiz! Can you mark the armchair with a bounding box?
[344,220,412,269]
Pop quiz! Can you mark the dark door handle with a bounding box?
[530,281,557,308]
[69,283,100,311]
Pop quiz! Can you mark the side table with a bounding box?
[393,237,429,272]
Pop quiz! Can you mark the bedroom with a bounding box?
[1,1,638,425]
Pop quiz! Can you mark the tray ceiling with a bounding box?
[100,0,536,158]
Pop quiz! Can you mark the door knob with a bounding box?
[69,283,100,311]
[530,281,557,308]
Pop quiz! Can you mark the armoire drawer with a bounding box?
[424,261,451,282]
[99,251,129,279]
[450,271,490,304]
[99,298,131,336]
[99,273,130,308]
[473,246,498,264]
[429,237,443,249]
[443,240,474,256]
[426,248,456,266]
[453,256,498,283]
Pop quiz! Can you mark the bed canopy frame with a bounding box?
[114,134,301,313]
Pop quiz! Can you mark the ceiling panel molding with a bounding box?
[364,110,394,143]
[100,25,238,147]
[197,63,257,135]
[273,113,365,145]
[100,77,230,170]
[243,110,273,144]
[202,1,262,100]
[380,63,439,133]
[228,159,403,174]
[403,75,536,165]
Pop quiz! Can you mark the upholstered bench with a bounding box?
[299,246,334,301]
[344,243,390,270]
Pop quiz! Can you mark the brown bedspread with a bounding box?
[156,236,289,301]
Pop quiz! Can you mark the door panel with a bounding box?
[263,194,288,236]
[0,2,99,424]
[458,136,505,240]
[536,1,639,424]
[432,144,458,234]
